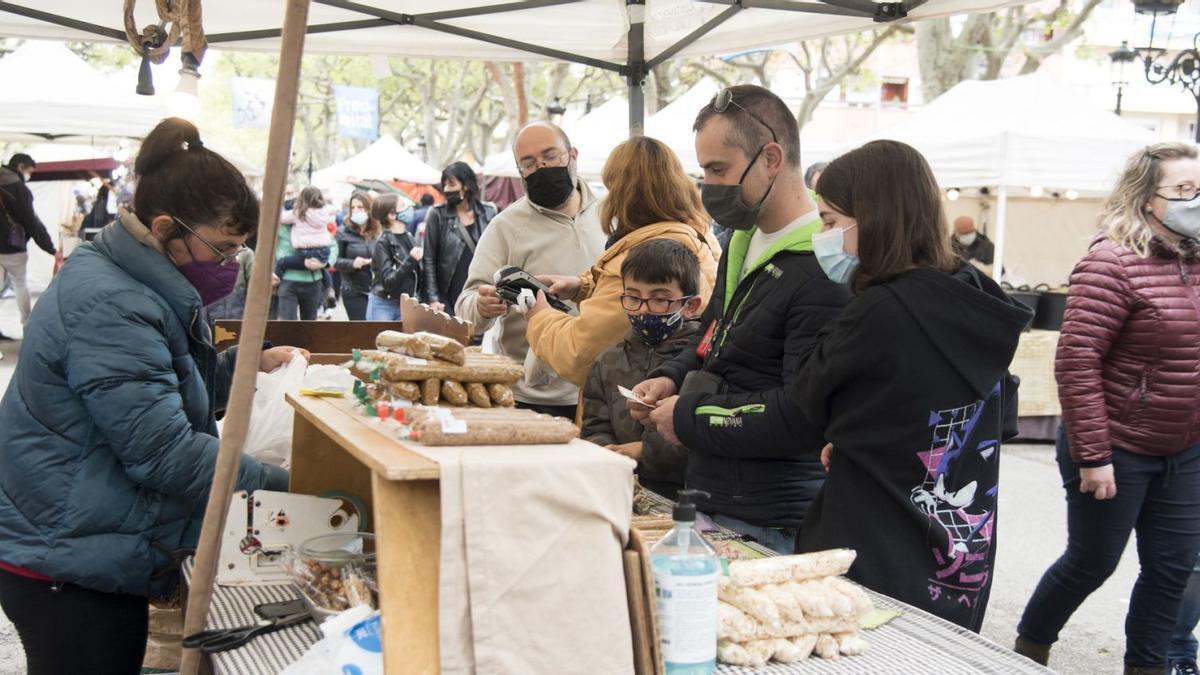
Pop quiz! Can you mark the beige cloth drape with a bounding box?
[413,440,636,675]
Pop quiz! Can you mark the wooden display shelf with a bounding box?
[286,393,441,674]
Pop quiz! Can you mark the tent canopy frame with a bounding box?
[0,0,923,131]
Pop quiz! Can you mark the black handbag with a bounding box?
[0,190,26,249]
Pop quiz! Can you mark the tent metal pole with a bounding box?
[177,1,312,673]
[993,185,1008,282]
[310,0,624,73]
[646,5,742,70]
[422,0,585,21]
[696,0,874,18]
[627,0,645,135]
[412,17,625,73]
[629,78,645,135]
[209,19,392,43]
[0,2,125,40]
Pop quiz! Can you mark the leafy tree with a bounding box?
[915,0,1104,101]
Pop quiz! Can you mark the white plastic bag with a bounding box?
[304,363,357,391]
[242,355,308,468]
[281,605,382,675]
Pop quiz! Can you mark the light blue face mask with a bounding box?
[812,224,860,285]
[397,205,415,225]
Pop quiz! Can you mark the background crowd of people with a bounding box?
[0,81,1198,675]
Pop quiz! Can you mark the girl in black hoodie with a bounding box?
[793,140,1032,632]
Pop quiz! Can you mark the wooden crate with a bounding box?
[213,320,402,353]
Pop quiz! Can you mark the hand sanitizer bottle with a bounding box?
[650,489,718,674]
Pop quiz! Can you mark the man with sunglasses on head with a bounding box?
[631,84,851,554]
[455,121,607,419]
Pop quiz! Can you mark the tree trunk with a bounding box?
[514,63,528,127]
[915,15,991,101]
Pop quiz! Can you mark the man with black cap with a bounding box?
[0,153,56,339]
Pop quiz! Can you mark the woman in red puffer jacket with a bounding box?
[1016,143,1200,675]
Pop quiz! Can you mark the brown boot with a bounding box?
[1123,666,1166,675]
[1013,635,1051,666]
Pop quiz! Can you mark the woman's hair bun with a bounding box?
[135,117,204,177]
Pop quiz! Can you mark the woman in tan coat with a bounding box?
[526,136,721,387]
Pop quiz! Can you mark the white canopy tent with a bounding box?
[0,40,167,142]
[482,150,519,178]
[481,96,630,180]
[311,134,442,186]
[567,96,631,179]
[644,79,721,174]
[1,0,1029,131]
[850,74,1157,275]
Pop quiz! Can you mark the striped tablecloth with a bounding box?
[637,490,1054,675]
[181,559,319,675]
[184,537,1052,675]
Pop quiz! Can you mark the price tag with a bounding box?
[441,418,468,434]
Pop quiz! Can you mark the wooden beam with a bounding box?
[178,1,312,673]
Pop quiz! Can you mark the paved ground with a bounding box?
[0,248,1158,674]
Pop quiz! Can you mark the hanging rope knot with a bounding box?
[182,139,204,151]
[123,0,208,66]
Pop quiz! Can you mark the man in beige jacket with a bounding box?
[454,122,606,418]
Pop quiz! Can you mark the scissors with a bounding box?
[182,611,311,654]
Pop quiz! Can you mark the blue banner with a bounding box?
[334,86,379,140]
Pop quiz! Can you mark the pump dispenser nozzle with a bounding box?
[673,489,710,523]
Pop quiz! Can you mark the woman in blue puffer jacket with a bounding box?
[0,118,301,675]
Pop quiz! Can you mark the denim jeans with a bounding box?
[712,514,797,555]
[1170,559,1200,665]
[0,252,31,324]
[1018,425,1200,668]
[366,294,401,321]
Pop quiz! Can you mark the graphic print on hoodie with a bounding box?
[914,381,1002,612]
[794,264,1031,632]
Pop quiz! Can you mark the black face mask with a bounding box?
[524,166,576,209]
[700,146,775,231]
[445,191,464,208]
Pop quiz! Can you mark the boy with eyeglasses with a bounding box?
[581,240,703,499]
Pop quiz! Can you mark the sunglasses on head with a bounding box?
[714,88,778,144]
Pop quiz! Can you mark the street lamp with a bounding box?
[1129,0,1200,140]
[546,97,567,118]
[1109,41,1138,115]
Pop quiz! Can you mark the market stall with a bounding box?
[2,2,1056,674]
[183,386,1056,674]
[170,319,1057,674]
[0,39,166,142]
[310,134,442,187]
[845,74,1155,276]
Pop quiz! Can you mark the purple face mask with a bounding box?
[179,259,239,306]
[170,217,242,306]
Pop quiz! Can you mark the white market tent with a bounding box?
[482,96,630,180]
[644,78,721,174]
[567,96,631,179]
[310,134,442,186]
[1,0,1029,131]
[482,150,519,178]
[0,39,167,142]
[852,74,1157,275]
